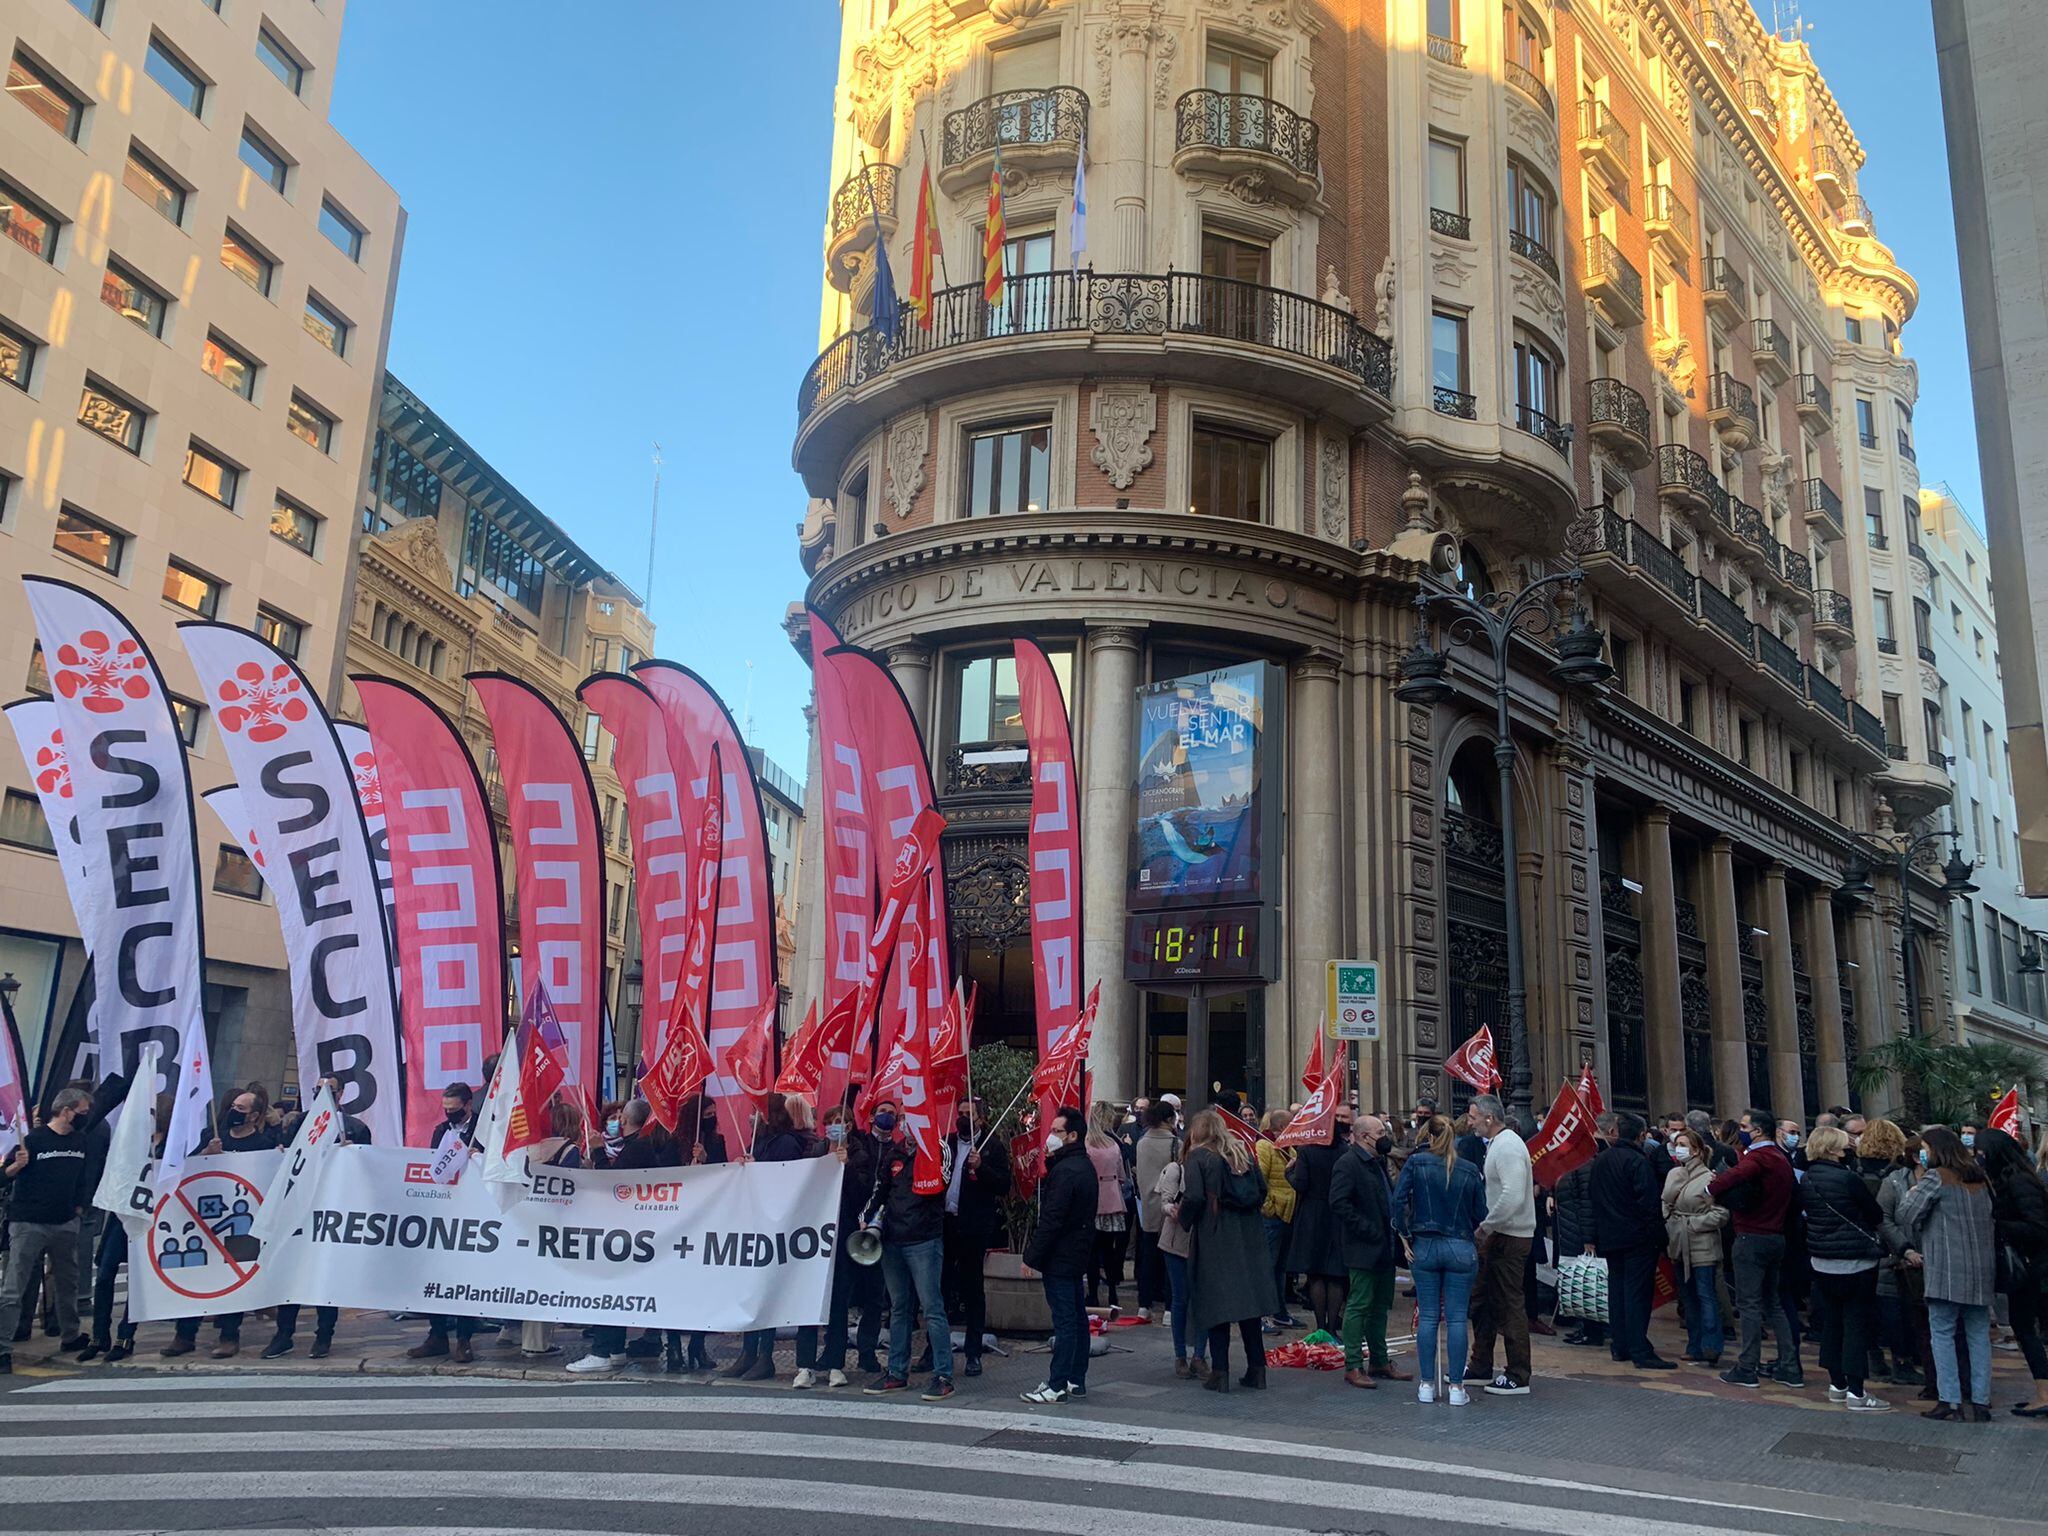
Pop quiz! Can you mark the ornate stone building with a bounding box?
[789,0,1951,1119]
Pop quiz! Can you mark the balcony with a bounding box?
[1577,100,1628,181]
[1699,580,1752,649]
[1434,386,1477,419]
[1740,79,1778,138]
[1733,499,1779,576]
[1587,377,1651,468]
[1431,207,1472,241]
[1173,90,1320,205]
[1516,402,1570,458]
[1897,429,1917,464]
[1703,256,1747,325]
[826,163,899,292]
[1508,227,1559,282]
[1708,372,1759,450]
[1583,235,1643,327]
[1427,34,1467,68]
[1813,143,1849,208]
[1807,665,1849,726]
[1877,636,1899,656]
[1837,195,1874,238]
[1795,373,1832,432]
[1505,58,1555,117]
[1812,589,1854,646]
[1703,477,1731,537]
[1917,641,1939,666]
[1658,442,1713,514]
[1851,703,1887,758]
[1803,477,1844,539]
[1698,4,1735,55]
[1590,505,1698,612]
[795,269,1395,492]
[1782,548,1813,594]
[939,86,1088,197]
[1750,319,1793,384]
[1755,626,1804,693]
[1644,183,1693,259]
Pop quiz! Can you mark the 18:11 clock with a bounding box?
[1124,906,1270,983]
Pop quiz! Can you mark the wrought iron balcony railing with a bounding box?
[1795,373,1832,425]
[1838,195,1874,237]
[1709,372,1758,439]
[1582,234,1642,321]
[1783,548,1813,592]
[1588,376,1649,444]
[1740,79,1777,136]
[1807,665,1849,724]
[1813,589,1854,630]
[1434,385,1478,419]
[1703,256,1747,315]
[1699,581,1752,647]
[942,86,1089,168]
[1174,90,1319,182]
[1658,442,1714,504]
[1508,227,1559,280]
[1803,477,1843,530]
[1427,34,1467,67]
[1577,100,1626,166]
[1898,430,1917,463]
[1752,318,1792,376]
[830,163,898,238]
[1756,626,1804,690]
[1852,703,1887,756]
[1516,402,1570,457]
[1644,183,1693,249]
[1813,143,1848,191]
[1431,207,1472,240]
[1504,58,1554,116]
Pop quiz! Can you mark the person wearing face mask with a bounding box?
[408,1084,483,1364]
[159,1089,279,1361]
[1898,1126,1998,1421]
[942,1098,1011,1380]
[863,1097,955,1401]
[817,1105,882,1385]
[1329,1114,1407,1389]
[1776,1119,1815,1376]
[1960,1123,1981,1154]
[1550,1121,1607,1350]
[1662,1127,1729,1368]
[261,1077,370,1361]
[1708,1108,1799,1387]
[1132,1100,1179,1325]
[0,1086,96,1374]
[1286,1106,1353,1337]
[1022,1106,1097,1403]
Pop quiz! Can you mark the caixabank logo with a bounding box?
[400,1162,455,1200]
[613,1181,687,1212]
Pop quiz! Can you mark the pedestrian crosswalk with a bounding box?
[0,1372,1933,1536]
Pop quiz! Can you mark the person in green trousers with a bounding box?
[1330,1113,1412,1387]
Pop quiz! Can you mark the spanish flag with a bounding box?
[983,144,1007,307]
[909,164,942,330]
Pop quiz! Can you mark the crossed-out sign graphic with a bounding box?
[148,1168,267,1302]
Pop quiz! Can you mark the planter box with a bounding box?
[983,1249,1052,1334]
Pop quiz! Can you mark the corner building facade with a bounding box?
[791,0,1945,1120]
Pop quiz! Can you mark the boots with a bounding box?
[1203,1363,1232,1392]
[664,1335,684,1373]
[1241,1355,1268,1390]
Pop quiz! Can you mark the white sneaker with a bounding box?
[792,1368,816,1389]
[1020,1382,1068,1404]
[1417,1382,1436,1404]
[1847,1392,1890,1412]
[566,1352,622,1374]
[1447,1384,1470,1406]
[827,1368,848,1388]
[1828,1385,1848,1403]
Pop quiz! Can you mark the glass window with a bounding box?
[302,293,348,356]
[70,0,107,24]
[270,496,320,554]
[8,53,85,141]
[221,226,273,295]
[1508,159,1553,249]
[0,320,34,390]
[101,260,167,336]
[988,34,1059,95]
[1428,0,1458,40]
[1872,593,1894,642]
[169,696,203,748]
[255,28,304,94]
[238,126,288,193]
[1428,135,1465,216]
[1205,42,1270,96]
[287,393,335,453]
[123,145,186,224]
[987,229,1053,336]
[214,844,264,900]
[1431,309,1468,393]
[183,441,239,507]
[962,420,1050,517]
[1,176,58,261]
[379,436,440,518]
[949,647,1072,747]
[1188,422,1272,522]
[201,332,256,399]
[1514,331,1559,419]
[0,789,54,854]
[144,36,205,116]
[1845,313,1864,344]
[162,560,222,618]
[255,606,303,659]
[581,712,603,761]
[78,378,145,453]
[26,642,49,695]
[1855,396,1876,446]
[53,505,124,571]
[460,504,547,612]
[1200,228,1269,285]
[318,199,364,261]
[1863,487,1886,546]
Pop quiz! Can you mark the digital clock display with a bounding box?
[1124,907,1268,983]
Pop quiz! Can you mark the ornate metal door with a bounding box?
[1792,942,1819,1121]
[1740,931,1770,1111]
[1601,872,1648,1113]
[1444,809,1507,1115]
[1677,897,1715,1111]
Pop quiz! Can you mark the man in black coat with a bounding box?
[944,1098,1011,1378]
[263,1076,372,1361]
[1588,1111,1675,1371]
[1328,1113,1408,1388]
[1021,1106,1094,1405]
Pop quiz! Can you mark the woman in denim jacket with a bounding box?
[1391,1114,1487,1405]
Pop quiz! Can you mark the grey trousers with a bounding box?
[0,1220,82,1347]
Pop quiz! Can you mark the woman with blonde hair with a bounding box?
[1175,1109,1278,1390]
[1256,1109,1300,1329]
[1661,1120,1729,1365]
[1859,1117,1922,1387]
[1802,1125,1892,1410]
[1390,1114,1485,1405]
[1085,1103,1133,1309]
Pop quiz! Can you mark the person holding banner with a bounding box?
[409,1083,482,1364]
[1177,1108,1277,1393]
[818,1104,883,1385]
[0,1086,96,1372]
[724,1094,818,1384]
[863,1100,955,1401]
[262,1078,371,1361]
[161,1088,279,1360]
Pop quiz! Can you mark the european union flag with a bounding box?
[869,174,902,348]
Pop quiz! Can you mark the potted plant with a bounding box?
[969,1042,1053,1333]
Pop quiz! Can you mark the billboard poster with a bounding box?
[1126,661,1282,911]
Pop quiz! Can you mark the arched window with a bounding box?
[1445,740,1500,823]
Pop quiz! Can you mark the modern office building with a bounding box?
[788,0,1955,1119]
[0,0,402,1082]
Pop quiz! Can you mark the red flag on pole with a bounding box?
[1010,1129,1043,1201]
[507,981,571,1157]
[1215,1106,1263,1152]
[717,995,778,1109]
[1990,1087,2021,1136]
[1445,1026,1503,1092]
[1575,1063,1606,1117]
[774,1000,824,1098]
[1529,1080,1600,1189]
[1301,1032,1326,1097]
[1277,1042,1349,1148]
[641,745,724,1134]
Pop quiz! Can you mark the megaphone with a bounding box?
[846,1219,884,1267]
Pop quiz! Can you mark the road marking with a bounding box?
[18,1373,537,1394]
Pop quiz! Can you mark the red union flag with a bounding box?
[842,807,947,1126]
[775,1000,824,1098]
[1990,1087,2021,1137]
[644,742,724,1134]
[1444,1026,1502,1092]
[1301,1032,1326,1096]
[1215,1105,1262,1152]
[1530,1080,1599,1189]
[1016,639,1081,1073]
[1277,1041,1349,1148]
[805,612,874,1110]
[1575,1063,1606,1118]
[718,995,778,1107]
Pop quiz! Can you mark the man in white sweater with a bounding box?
[1465,1093,1536,1395]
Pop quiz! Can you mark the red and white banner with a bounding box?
[470,674,605,1097]
[775,1001,823,1099]
[643,742,723,1137]
[1276,1040,1349,1148]
[335,722,400,1012]
[0,980,30,1157]
[351,678,507,1145]
[824,808,946,1121]
[579,673,691,1068]
[805,612,876,1105]
[1030,980,1099,1115]
[632,664,777,1111]
[22,579,208,1106]
[1530,1079,1599,1189]
[1990,1087,2021,1137]
[181,623,404,1147]
[1016,640,1081,1073]
[1,699,97,970]
[1574,1063,1606,1118]
[1444,1026,1502,1092]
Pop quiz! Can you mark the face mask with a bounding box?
[1738,1129,1754,1148]
[826,1123,847,1145]
[605,1118,620,1136]
[1918,1148,1931,1168]
[1375,1135,1395,1157]
[1045,1133,1065,1154]
[1782,1133,1800,1150]
[1645,1135,1660,1149]
[872,1112,897,1134]
[1962,1132,1976,1149]
[958,1115,972,1138]
[1671,1140,1690,1159]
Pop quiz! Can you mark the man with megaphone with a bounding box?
[861,1098,955,1402]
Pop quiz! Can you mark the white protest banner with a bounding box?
[94,1042,160,1231]
[129,1147,841,1332]
[249,1082,343,1247]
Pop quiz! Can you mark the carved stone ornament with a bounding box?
[392,517,453,590]
[1225,173,1275,206]
[1665,75,1692,127]
[1089,383,1157,490]
[1093,24,1114,103]
[1507,100,1558,167]
[1321,264,1352,315]
[1654,332,1697,398]
[1511,264,1568,337]
[988,0,1050,23]
[1319,434,1349,539]
[1373,255,1396,342]
[885,414,930,521]
[849,45,895,149]
[1153,32,1179,106]
[1432,247,1476,289]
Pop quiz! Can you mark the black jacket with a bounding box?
[1326,1142,1394,1274]
[1284,1138,1348,1278]
[1552,1147,1602,1254]
[1024,1140,1095,1279]
[604,1132,669,1171]
[835,1131,877,1237]
[1589,1141,1664,1254]
[870,1133,945,1246]
[949,1133,1013,1246]
[753,1126,813,1164]
[1800,1159,1888,1263]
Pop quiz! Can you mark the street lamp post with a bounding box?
[1394,576,1611,1124]
[1837,827,1977,1041]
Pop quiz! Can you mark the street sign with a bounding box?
[1326,960,1381,1041]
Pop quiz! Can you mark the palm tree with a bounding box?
[1852,1034,2040,1126]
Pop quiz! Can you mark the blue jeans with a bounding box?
[1928,1298,1991,1406]
[1684,1264,1725,1360]
[1410,1235,1478,1385]
[1263,1215,1292,1317]
[1162,1252,1204,1362]
[882,1238,951,1380]
[1042,1274,1089,1392]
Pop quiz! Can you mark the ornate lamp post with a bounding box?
[1393,573,1611,1123]
[1836,826,1977,1039]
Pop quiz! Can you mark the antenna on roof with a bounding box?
[1772,0,1806,41]
[644,441,663,608]
[743,659,756,745]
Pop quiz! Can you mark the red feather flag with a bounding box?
[1301,1032,1326,1097]
[1529,1080,1600,1189]
[1989,1086,2021,1136]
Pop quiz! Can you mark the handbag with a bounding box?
[1556,1252,1609,1323]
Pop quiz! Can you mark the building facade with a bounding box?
[1935,0,2048,900]
[788,0,1963,1119]
[0,0,402,1081]
[746,744,808,1011]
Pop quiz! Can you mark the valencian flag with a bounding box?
[983,143,1007,306]
[1530,1079,1599,1189]
[909,162,943,329]
[1445,1026,1502,1092]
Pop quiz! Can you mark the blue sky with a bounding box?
[329,2,1984,783]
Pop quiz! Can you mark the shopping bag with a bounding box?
[1555,1252,1609,1323]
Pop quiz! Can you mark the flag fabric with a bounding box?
[474,1045,522,1185]
[1016,639,1082,1117]
[775,1000,824,1098]
[642,742,723,1134]
[717,995,778,1112]
[334,722,400,1019]
[250,1081,345,1246]
[869,163,902,347]
[507,980,571,1157]
[1030,980,1099,1110]
[1990,1087,2021,1136]
[1215,1105,1263,1152]
[1575,1064,1606,1117]
[804,611,874,1110]
[909,163,943,329]
[983,144,1007,306]
[1010,1128,1043,1201]
[93,1042,159,1230]
[0,983,29,1161]
[159,1005,214,1183]
[837,806,948,1126]
[1301,1032,1325,1097]
[1530,1080,1599,1189]
[927,979,969,1131]
[1069,121,1087,274]
[1277,1042,1349,1148]
[1,701,100,1071]
[1445,1027,1502,1093]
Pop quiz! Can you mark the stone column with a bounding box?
[1703,837,1747,1119]
[1806,887,1850,1110]
[1848,906,1896,1116]
[884,640,935,740]
[1639,808,1687,1115]
[1081,623,1143,1102]
[1761,866,1803,1118]
[1105,12,1154,269]
[1286,648,1343,1094]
